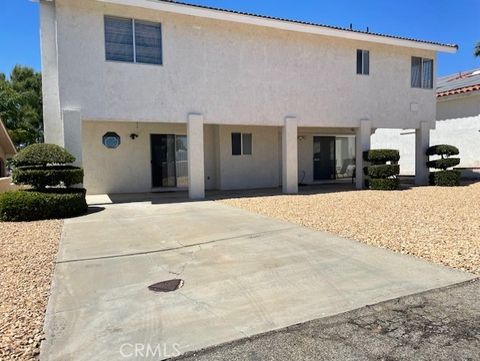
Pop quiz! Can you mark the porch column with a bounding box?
[355,119,371,190]
[282,116,298,194]
[415,120,430,185]
[62,109,82,166]
[187,113,205,199]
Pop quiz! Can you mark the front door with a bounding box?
[151,134,188,188]
[313,136,336,180]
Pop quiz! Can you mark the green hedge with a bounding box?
[364,164,400,178]
[10,143,75,167]
[366,178,400,191]
[426,158,460,170]
[0,189,88,221]
[12,166,84,189]
[363,149,400,164]
[426,144,459,157]
[429,170,461,187]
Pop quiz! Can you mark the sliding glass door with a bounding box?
[151,134,188,188]
[313,136,356,180]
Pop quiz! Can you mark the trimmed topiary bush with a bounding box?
[10,143,75,167]
[426,158,461,170]
[429,170,461,187]
[363,149,400,164]
[366,178,400,191]
[363,149,400,190]
[0,144,88,221]
[426,144,459,157]
[364,164,400,178]
[427,144,461,186]
[12,166,84,189]
[0,189,87,222]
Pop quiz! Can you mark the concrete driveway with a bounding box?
[41,199,475,361]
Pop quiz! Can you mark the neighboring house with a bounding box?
[39,0,457,198]
[0,119,17,192]
[372,69,480,176]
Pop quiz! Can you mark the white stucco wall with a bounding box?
[372,92,480,175]
[43,0,437,136]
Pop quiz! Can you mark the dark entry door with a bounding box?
[313,136,336,180]
[151,134,176,188]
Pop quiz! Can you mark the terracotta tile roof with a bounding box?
[158,0,457,49]
[437,69,480,98]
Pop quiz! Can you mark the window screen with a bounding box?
[105,16,134,62]
[242,133,252,155]
[356,50,369,75]
[356,49,363,74]
[422,58,433,89]
[135,20,162,65]
[411,57,422,88]
[231,133,241,155]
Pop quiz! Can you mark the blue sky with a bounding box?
[0,0,479,77]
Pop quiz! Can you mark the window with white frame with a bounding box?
[356,49,369,75]
[231,133,252,155]
[104,16,162,65]
[411,57,433,89]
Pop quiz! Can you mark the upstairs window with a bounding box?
[231,133,252,156]
[356,49,369,75]
[411,57,433,89]
[105,16,162,65]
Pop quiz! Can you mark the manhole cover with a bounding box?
[148,279,184,293]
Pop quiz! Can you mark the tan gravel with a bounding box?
[221,182,480,275]
[0,220,63,360]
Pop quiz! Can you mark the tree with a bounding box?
[0,66,43,148]
[475,41,480,57]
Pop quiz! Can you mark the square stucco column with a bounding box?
[355,119,372,190]
[282,117,298,194]
[62,109,82,166]
[187,113,205,199]
[415,121,430,186]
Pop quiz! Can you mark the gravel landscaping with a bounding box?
[221,182,480,275]
[0,220,63,360]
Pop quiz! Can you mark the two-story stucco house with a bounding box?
[40,0,457,198]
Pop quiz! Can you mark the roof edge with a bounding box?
[96,0,457,53]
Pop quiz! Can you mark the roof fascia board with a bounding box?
[97,0,456,53]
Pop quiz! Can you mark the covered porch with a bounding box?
[79,113,431,198]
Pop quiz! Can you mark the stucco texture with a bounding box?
[44,0,436,148]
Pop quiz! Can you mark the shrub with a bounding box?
[429,170,461,187]
[4,144,88,222]
[0,189,88,221]
[366,178,400,191]
[10,143,75,167]
[363,149,400,190]
[364,164,400,178]
[363,149,400,164]
[426,158,460,170]
[427,144,461,186]
[426,144,459,157]
[12,166,84,189]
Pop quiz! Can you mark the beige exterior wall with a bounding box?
[216,125,281,190]
[83,121,285,194]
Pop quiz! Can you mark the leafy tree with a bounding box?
[475,41,480,57]
[0,66,43,148]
